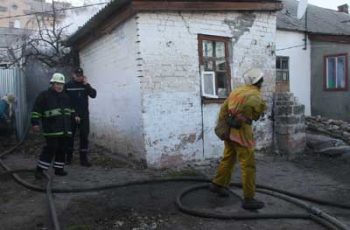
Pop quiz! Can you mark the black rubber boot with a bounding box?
[80,155,91,167]
[242,198,265,210]
[54,168,68,176]
[35,166,44,180]
[208,183,230,197]
[65,153,73,165]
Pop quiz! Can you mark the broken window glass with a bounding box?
[216,59,226,71]
[217,72,228,98]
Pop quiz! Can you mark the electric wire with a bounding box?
[0,2,109,20]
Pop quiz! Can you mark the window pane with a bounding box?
[337,56,346,88]
[203,73,215,95]
[203,40,213,57]
[282,58,288,69]
[215,42,225,58]
[276,58,281,69]
[276,71,282,82]
[216,59,226,71]
[204,60,214,70]
[217,72,228,98]
[327,57,336,89]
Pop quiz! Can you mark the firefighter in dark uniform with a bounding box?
[32,73,75,179]
[65,68,97,167]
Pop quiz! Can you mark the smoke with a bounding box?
[60,3,105,35]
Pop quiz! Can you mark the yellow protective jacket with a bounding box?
[218,85,267,148]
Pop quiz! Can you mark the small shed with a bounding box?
[67,0,282,167]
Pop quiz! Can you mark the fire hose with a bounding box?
[1,142,350,230]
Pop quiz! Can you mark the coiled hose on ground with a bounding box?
[1,142,350,230]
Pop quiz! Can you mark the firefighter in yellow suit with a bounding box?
[209,69,267,210]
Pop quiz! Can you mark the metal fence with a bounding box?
[0,68,28,140]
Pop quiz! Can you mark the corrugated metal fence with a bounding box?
[0,68,27,140]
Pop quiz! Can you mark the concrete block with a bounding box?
[275,116,300,125]
[293,105,305,115]
[277,106,293,116]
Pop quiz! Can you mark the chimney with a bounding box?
[338,4,349,14]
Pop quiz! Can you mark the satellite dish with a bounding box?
[297,0,308,19]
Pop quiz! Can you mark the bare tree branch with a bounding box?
[8,1,76,68]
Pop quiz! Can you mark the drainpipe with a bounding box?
[303,8,308,50]
[199,65,205,158]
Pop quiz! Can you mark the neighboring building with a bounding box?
[0,0,71,66]
[0,0,70,30]
[67,0,282,167]
[277,0,350,120]
[0,27,32,67]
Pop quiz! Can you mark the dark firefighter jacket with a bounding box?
[65,81,97,118]
[31,88,75,137]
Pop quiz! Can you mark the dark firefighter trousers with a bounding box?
[68,117,90,156]
[37,137,68,170]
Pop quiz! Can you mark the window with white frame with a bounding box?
[324,54,348,91]
[198,35,231,100]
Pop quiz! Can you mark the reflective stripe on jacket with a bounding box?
[31,88,74,137]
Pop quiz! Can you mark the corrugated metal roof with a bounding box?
[66,0,130,46]
[277,0,350,36]
[66,0,281,46]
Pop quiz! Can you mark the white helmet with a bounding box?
[243,69,264,85]
[50,73,65,84]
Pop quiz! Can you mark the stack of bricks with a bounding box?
[274,93,306,158]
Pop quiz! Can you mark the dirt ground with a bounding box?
[1,132,350,230]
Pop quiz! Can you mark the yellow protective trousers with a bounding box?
[212,140,256,198]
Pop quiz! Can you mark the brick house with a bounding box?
[66,0,283,168]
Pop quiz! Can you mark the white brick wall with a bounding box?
[137,12,277,167]
[78,11,277,167]
[79,18,146,162]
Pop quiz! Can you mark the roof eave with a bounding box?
[66,0,283,48]
[277,27,306,33]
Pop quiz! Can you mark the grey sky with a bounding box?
[305,0,349,10]
[53,0,350,10]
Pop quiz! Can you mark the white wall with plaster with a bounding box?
[276,30,311,115]
[137,12,277,167]
[79,18,146,161]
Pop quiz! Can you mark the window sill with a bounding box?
[202,98,226,104]
[323,88,348,92]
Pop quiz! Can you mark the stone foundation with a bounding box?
[274,93,306,158]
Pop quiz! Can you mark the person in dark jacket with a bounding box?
[32,73,75,179]
[0,94,16,137]
[65,68,96,166]
[0,94,15,122]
